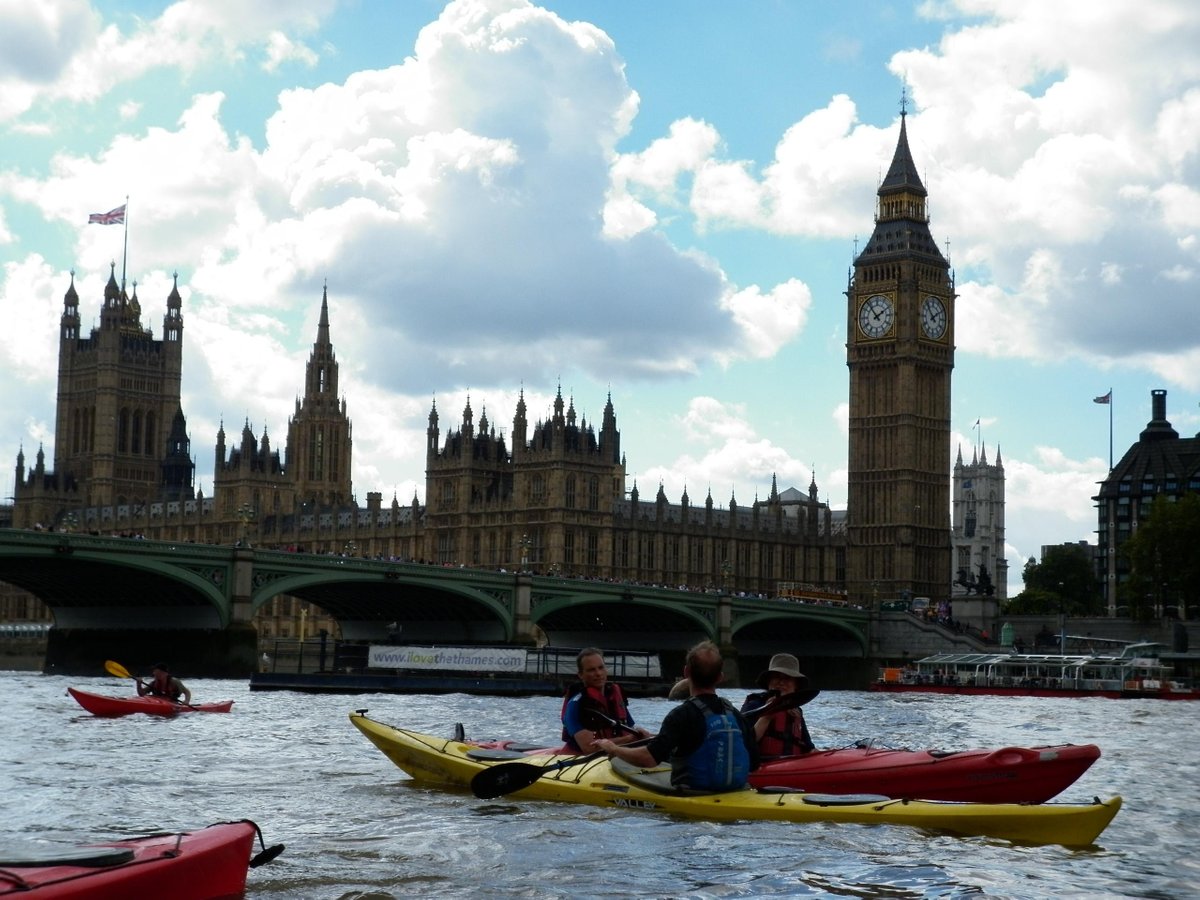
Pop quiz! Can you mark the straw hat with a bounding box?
[667,677,691,700]
[755,653,809,689]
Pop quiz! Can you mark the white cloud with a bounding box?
[262,31,319,73]
[718,279,812,364]
[0,0,335,123]
[633,396,815,505]
[0,254,65,384]
[996,444,1107,564]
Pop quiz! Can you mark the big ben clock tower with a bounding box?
[846,105,954,608]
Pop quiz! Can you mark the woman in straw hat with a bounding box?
[740,652,820,757]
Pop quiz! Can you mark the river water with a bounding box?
[2,672,1197,899]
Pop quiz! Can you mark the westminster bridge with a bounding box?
[0,528,889,680]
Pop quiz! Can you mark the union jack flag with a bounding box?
[88,204,126,225]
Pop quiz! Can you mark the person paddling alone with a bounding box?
[741,652,820,758]
[136,663,192,706]
[561,647,650,753]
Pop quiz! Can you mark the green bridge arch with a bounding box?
[0,529,873,675]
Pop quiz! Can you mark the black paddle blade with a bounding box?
[471,761,547,799]
[249,843,286,868]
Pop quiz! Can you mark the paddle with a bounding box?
[104,659,142,684]
[104,659,197,709]
[471,690,807,800]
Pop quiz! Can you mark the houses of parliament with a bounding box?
[6,110,983,635]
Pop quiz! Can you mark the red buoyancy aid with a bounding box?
[758,709,814,758]
[561,681,632,744]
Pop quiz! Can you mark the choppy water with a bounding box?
[2,672,1198,898]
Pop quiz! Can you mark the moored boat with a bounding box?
[872,641,1200,700]
[349,711,1121,848]
[67,687,234,717]
[748,742,1100,803]
[0,819,282,899]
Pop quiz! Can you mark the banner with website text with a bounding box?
[368,645,529,673]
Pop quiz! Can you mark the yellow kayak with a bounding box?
[349,712,1120,848]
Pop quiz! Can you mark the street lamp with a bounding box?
[235,504,255,547]
[518,533,531,572]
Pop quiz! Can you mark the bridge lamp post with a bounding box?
[235,504,255,547]
[344,540,357,558]
[518,533,531,573]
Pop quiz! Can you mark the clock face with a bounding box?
[921,295,947,340]
[858,294,894,339]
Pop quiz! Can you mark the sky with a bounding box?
[1,0,1198,596]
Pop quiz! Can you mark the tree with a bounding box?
[1006,545,1102,616]
[1121,493,1200,621]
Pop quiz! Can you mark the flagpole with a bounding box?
[121,196,130,296]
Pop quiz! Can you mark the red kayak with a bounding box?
[748,742,1101,803]
[67,687,234,718]
[0,820,283,899]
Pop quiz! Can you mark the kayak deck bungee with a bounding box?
[67,687,234,717]
[0,819,282,899]
[348,712,1121,848]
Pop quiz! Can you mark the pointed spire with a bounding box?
[104,262,120,301]
[880,101,926,197]
[317,281,331,346]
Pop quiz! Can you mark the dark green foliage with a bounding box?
[1120,494,1200,621]
[1006,545,1103,616]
